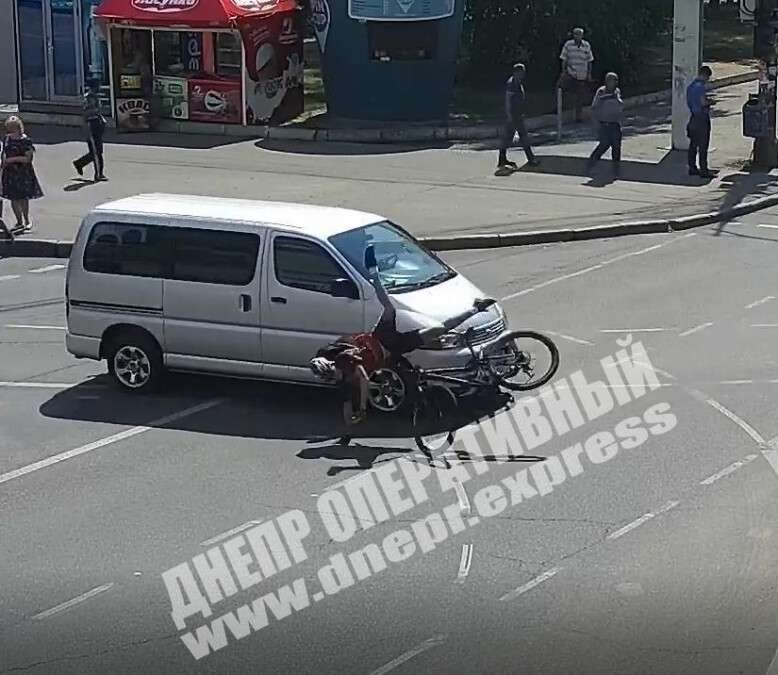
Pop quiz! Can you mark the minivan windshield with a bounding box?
[329,221,456,293]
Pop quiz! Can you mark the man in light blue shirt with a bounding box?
[686,65,716,178]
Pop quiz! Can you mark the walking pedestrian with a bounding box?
[73,79,107,181]
[587,72,624,178]
[559,27,594,123]
[497,63,540,171]
[1,116,43,233]
[686,65,717,179]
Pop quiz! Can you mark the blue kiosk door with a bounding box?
[315,0,464,121]
[17,0,84,102]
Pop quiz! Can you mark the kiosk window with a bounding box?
[368,23,437,61]
[216,33,242,78]
[171,229,260,286]
[274,237,349,294]
[84,222,169,278]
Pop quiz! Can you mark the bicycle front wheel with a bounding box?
[413,384,458,455]
[484,331,560,391]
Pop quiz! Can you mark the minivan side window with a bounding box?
[172,228,260,286]
[274,237,350,294]
[83,222,169,278]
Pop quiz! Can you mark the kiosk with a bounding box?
[310,0,464,121]
[93,0,304,131]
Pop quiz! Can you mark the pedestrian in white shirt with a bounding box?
[558,27,594,123]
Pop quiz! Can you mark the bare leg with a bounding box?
[20,199,30,228]
[10,201,24,229]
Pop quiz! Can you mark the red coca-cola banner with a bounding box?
[240,11,303,126]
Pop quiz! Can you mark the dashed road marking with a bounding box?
[678,322,713,337]
[499,566,562,602]
[700,454,759,486]
[0,399,224,486]
[32,583,114,620]
[752,324,778,328]
[757,223,778,229]
[607,500,679,540]
[452,478,471,516]
[696,395,766,446]
[0,275,21,282]
[368,635,447,675]
[28,264,66,274]
[500,236,692,302]
[600,328,669,333]
[200,520,264,547]
[0,381,77,389]
[455,544,473,584]
[745,295,775,309]
[544,330,594,346]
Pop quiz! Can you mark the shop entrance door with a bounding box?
[17,0,84,103]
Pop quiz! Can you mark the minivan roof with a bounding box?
[92,194,384,237]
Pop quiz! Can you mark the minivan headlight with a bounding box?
[423,331,462,350]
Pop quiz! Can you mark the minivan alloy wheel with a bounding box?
[114,346,152,388]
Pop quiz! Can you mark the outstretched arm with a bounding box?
[416,299,496,344]
[368,267,396,330]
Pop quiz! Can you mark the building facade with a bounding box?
[0,0,20,103]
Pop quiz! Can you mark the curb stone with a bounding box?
[6,189,776,258]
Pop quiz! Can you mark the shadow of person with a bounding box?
[298,442,412,476]
[63,178,97,192]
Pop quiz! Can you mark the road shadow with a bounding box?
[713,171,778,234]
[26,124,252,150]
[39,373,513,470]
[255,138,451,156]
[514,151,714,187]
[63,178,97,192]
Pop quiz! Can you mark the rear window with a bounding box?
[83,222,260,285]
[83,222,169,278]
[171,228,260,286]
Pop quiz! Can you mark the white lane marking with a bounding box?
[768,647,778,675]
[757,223,778,229]
[500,236,692,302]
[0,399,224,487]
[752,324,778,328]
[31,583,114,620]
[455,544,473,584]
[4,324,66,330]
[718,380,754,385]
[678,322,714,337]
[0,381,76,389]
[28,264,66,274]
[452,478,471,516]
[745,295,775,309]
[368,635,447,675]
[700,454,760,486]
[764,436,778,478]
[698,396,766,446]
[600,328,669,333]
[0,275,21,282]
[607,501,680,540]
[499,566,562,602]
[544,330,594,346]
[200,520,263,548]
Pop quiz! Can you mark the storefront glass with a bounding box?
[17,0,47,100]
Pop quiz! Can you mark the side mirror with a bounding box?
[330,278,359,300]
[364,245,377,271]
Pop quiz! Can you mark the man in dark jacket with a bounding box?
[498,63,540,170]
[73,79,107,182]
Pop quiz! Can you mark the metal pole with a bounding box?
[671,0,703,150]
[753,0,778,169]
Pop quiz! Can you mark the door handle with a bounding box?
[270,296,287,304]
[239,294,252,312]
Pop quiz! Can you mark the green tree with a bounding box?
[463,0,673,87]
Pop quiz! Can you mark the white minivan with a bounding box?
[66,194,508,392]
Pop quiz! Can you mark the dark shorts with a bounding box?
[376,328,424,358]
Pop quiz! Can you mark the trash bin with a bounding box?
[743,94,769,138]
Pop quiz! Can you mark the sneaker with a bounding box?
[73,161,83,177]
[699,169,718,179]
[689,167,700,176]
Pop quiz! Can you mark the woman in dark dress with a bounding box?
[1,116,43,232]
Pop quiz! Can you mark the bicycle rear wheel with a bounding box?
[413,384,458,455]
[484,331,559,391]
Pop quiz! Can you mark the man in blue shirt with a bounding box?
[498,63,540,170]
[686,65,716,178]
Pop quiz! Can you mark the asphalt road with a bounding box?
[0,211,777,674]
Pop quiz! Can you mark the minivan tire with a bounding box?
[106,331,164,393]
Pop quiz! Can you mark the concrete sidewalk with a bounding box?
[4,79,776,252]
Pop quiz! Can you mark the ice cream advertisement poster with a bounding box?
[240,12,304,126]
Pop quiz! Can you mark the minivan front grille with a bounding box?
[467,317,506,345]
